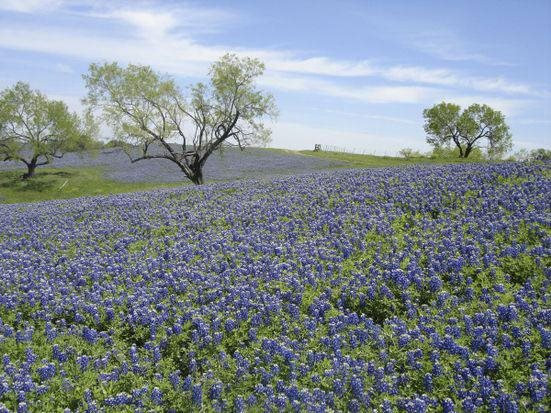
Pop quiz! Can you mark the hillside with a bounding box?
[0,162,549,411]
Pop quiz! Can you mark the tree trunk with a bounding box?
[464,145,473,158]
[22,160,37,179]
[189,166,204,185]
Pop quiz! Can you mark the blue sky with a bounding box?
[0,0,549,154]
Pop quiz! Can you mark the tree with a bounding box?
[398,147,424,158]
[529,148,551,161]
[0,82,95,179]
[83,54,277,185]
[423,102,512,158]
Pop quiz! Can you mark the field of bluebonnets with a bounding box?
[0,148,342,183]
[0,161,549,412]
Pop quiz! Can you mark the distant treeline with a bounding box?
[318,144,550,162]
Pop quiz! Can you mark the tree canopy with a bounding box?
[83,54,277,184]
[423,102,512,158]
[0,82,96,178]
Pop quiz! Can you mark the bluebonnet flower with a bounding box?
[82,327,98,344]
[209,382,223,400]
[37,363,56,381]
[348,399,360,413]
[0,161,548,411]
[104,392,132,406]
[182,375,192,391]
[442,398,456,413]
[423,373,433,391]
[76,355,90,371]
[151,387,163,405]
[192,384,202,406]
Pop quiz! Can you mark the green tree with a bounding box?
[0,82,96,179]
[398,147,424,158]
[529,148,551,161]
[423,102,512,158]
[83,54,277,185]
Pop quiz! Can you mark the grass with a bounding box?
[0,167,186,204]
[299,150,484,168]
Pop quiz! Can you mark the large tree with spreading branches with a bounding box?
[423,102,512,159]
[0,82,96,179]
[83,54,277,184]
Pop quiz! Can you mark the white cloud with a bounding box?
[261,73,437,104]
[434,94,529,117]
[0,1,543,107]
[109,10,178,38]
[0,0,63,13]
[0,26,216,77]
[267,57,376,77]
[384,66,534,95]
[93,4,236,37]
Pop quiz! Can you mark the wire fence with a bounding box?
[318,145,378,155]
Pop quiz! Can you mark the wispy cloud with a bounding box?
[383,66,534,95]
[91,4,236,37]
[318,109,418,125]
[0,0,63,13]
[434,94,530,117]
[261,73,436,104]
[0,0,544,108]
[411,31,513,66]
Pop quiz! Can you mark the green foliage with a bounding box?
[511,148,551,162]
[103,139,127,148]
[83,62,180,147]
[500,254,546,285]
[529,148,551,161]
[0,82,98,178]
[83,54,277,185]
[430,145,486,160]
[210,54,278,146]
[423,102,462,149]
[423,101,512,159]
[398,147,426,159]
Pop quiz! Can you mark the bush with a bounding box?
[399,148,425,158]
[530,148,551,161]
[510,148,551,162]
[104,139,127,148]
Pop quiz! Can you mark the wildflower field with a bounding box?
[0,162,549,412]
[0,148,342,184]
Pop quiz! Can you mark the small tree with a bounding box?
[0,82,94,179]
[529,148,551,161]
[398,147,424,159]
[83,54,277,185]
[423,102,512,158]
